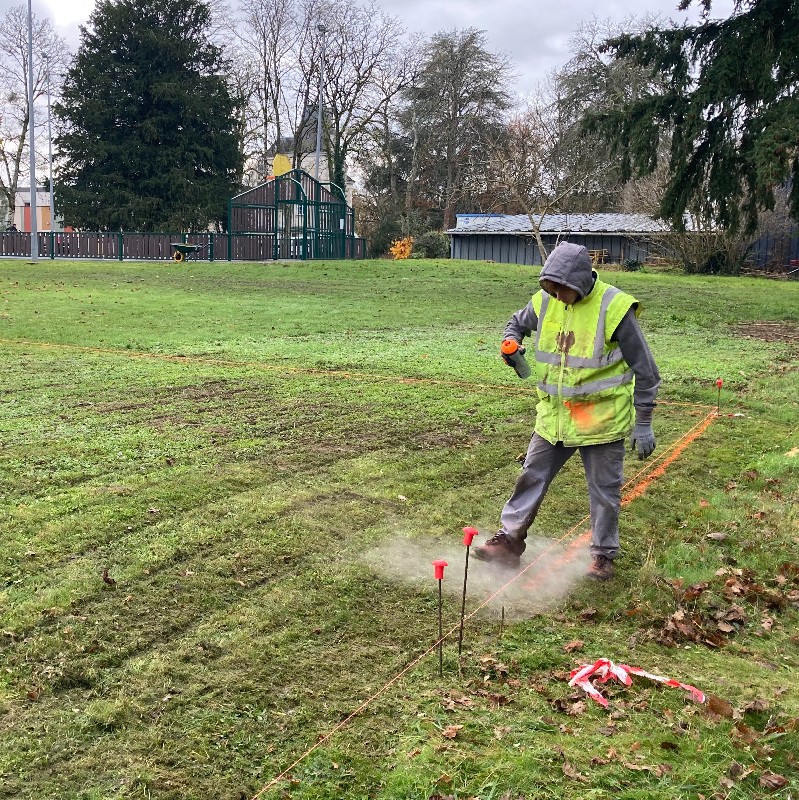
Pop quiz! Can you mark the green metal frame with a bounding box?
[227,168,362,260]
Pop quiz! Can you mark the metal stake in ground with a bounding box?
[458,527,479,656]
[432,560,448,677]
[716,378,723,415]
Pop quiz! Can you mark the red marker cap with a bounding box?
[716,378,723,388]
[432,560,448,580]
[462,527,479,546]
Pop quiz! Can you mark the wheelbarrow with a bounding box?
[171,242,205,262]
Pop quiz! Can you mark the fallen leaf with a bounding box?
[699,498,710,508]
[563,639,584,653]
[623,762,672,777]
[759,772,788,791]
[101,568,117,587]
[562,761,589,782]
[568,700,587,716]
[733,722,761,745]
[707,532,729,542]
[441,725,463,739]
[727,761,754,781]
[706,695,735,719]
[785,447,799,458]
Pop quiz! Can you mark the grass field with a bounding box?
[1,257,797,800]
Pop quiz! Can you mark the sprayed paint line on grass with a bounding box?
[251,407,719,798]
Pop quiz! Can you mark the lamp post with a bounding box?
[27,0,38,262]
[314,24,327,182]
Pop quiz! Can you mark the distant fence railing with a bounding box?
[744,225,799,272]
[0,231,366,261]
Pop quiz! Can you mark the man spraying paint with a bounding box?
[474,243,660,581]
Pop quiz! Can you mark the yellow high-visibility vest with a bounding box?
[531,279,638,446]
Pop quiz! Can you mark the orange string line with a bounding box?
[0,338,713,407]
[250,407,719,798]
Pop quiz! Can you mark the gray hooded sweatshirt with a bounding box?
[504,242,661,417]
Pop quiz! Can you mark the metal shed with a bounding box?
[448,213,673,265]
[227,168,365,260]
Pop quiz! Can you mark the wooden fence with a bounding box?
[0,231,366,261]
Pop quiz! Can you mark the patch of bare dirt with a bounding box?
[731,321,799,345]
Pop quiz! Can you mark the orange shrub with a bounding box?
[389,236,413,260]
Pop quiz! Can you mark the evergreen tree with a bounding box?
[591,0,799,234]
[54,0,242,231]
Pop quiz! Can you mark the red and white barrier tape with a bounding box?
[568,658,706,707]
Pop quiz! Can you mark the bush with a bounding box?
[622,258,643,272]
[389,236,413,260]
[412,230,450,259]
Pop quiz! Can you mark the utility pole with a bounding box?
[27,0,38,262]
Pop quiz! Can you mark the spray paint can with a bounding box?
[501,339,531,379]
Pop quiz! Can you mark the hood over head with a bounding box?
[539,243,595,299]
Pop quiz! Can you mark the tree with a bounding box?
[308,0,407,198]
[485,90,607,263]
[54,0,242,231]
[404,29,513,229]
[0,5,69,227]
[230,0,301,184]
[553,15,666,212]
[591,0,799,235]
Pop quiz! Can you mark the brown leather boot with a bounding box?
[587,554,614,581]
[472,532,524,567]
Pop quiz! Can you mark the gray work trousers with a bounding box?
[500,433,625,559]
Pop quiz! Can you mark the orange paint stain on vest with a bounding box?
[564,399,596,430]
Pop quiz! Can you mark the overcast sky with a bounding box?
[13,0,736,94]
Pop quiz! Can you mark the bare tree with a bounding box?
[554,15,667,212]
[0,5,69,227]
[299,0,406,198]
[227,0,302,184]
[486,89,606,263]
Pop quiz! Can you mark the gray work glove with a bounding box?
[629,406,656,460]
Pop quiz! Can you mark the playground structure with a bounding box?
[227,168,364,260]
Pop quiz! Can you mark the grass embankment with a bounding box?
[0,258,797,799]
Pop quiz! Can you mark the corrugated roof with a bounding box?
[448,213,675,234]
